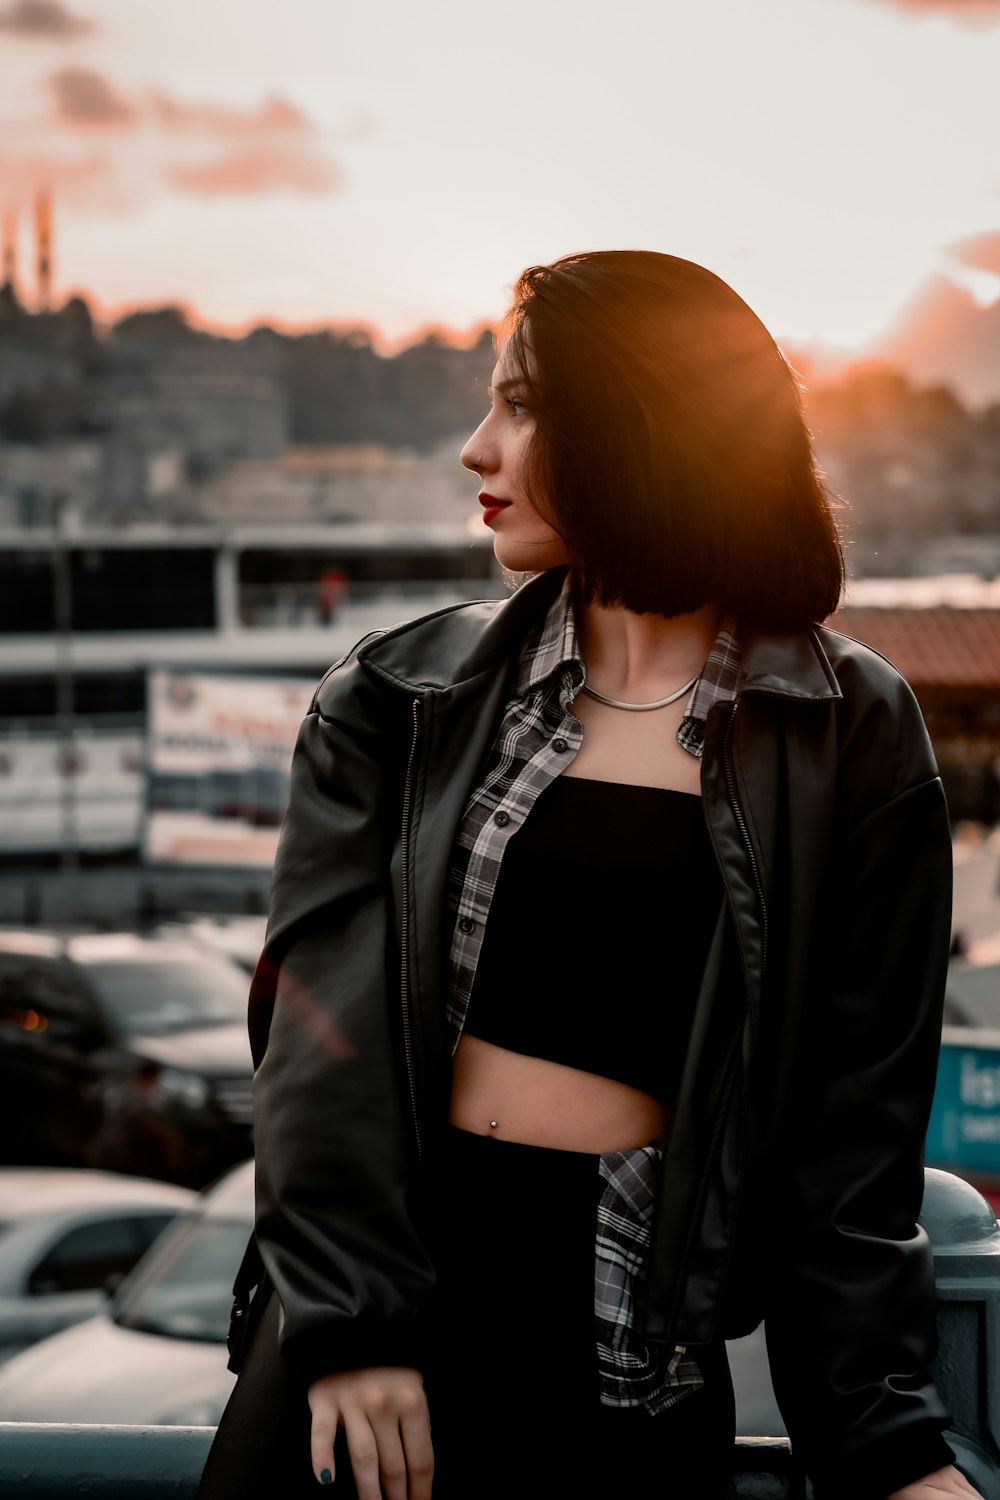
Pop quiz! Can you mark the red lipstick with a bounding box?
[479,493,510,526]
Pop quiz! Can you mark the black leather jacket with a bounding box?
[248,567,954,1498]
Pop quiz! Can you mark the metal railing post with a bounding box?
[922,1167,1000,1498]
[0,1423,214,1498]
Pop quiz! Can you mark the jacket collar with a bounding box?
[739,624,843,703]
[358,568,567,692]
[359,566,842,704]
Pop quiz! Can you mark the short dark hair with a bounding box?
[502,250,844,626]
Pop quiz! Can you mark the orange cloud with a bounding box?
[0,147,114,206]
[151,92,311,139]
[168,141,343,196]
[152,88,345,198]
[866,0,1000,20]
[48,66,136,126]
[0,0,93,37]
[950,231,1000,277]
[12,70,349,208]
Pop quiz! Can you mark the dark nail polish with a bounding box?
[319,1468,333,1486]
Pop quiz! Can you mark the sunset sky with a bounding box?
[2,0,1000,357]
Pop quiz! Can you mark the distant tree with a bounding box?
[111,305,204,346]
[283,326,492,449]
[46,295,99,361]
[0,279,29,330]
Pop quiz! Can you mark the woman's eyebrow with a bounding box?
[489,378,529,397]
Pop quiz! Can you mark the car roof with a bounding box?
[67,934,225,966]
[0,1169,195,1219]
[946,961,1000,1031]
[0,929,230,968]
[199,1160,255,1221]
[0,930,67,960]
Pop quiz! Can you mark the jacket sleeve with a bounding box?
[248,647,436,1384]
[765,669,955,1499]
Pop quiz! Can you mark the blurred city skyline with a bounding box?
[1,0,1000,371]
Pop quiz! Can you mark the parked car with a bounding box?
[0,1169,194,1363]
[0,930,253,1187]
[149,766,289,829]
[154,915,267,976]
[0,1159,252,1424]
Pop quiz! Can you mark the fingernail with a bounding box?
[319,1469,333,1486]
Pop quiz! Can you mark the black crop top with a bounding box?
[463,776,722,1104]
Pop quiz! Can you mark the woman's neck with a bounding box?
[576,595,722,700]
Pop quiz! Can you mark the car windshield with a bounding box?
[114,1217,249,1343]
[84,957,248,1037]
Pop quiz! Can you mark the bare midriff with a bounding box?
[449,1034,670,1153]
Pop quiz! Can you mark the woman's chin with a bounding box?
[491,537,571,574]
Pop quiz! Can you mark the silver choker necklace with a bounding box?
[581,669,701,713]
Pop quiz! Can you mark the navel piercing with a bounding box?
[489,1120,498,1129]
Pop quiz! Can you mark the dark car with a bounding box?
[203,765,289,828]
[0,932,253,1188]
[149,766,289,829]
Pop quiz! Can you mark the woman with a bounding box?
[199,251,976,1500]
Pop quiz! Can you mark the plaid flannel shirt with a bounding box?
[444,574,743,1412]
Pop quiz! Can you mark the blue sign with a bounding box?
[927,1036,1000,1173]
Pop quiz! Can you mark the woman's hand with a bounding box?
[308,1367,433,1499]
[888,1466,983,1498]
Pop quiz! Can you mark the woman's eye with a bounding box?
[505,396,527,417]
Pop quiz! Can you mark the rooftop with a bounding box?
[834,605,1000,691]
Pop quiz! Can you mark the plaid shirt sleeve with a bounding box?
[444,577,744,1412]
[596,1146,704,1413]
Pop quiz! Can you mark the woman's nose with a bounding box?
[460,426,490,475]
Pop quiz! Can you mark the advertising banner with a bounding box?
[0,732,143,854]
[144,669,313,867]
[926,1029,1000,1177]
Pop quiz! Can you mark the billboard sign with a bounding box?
[144,669,313,867]
[926,1029,1000,1176]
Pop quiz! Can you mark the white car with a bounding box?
[0,1158,253,1425]
[0,1169,194,1361]
[155,915,267,976]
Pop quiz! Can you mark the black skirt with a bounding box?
[198,1129,735,1500]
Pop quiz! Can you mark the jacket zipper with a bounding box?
[399,695,424,1164]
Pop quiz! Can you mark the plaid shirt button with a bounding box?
[552,737,568,752]
[458,916,475,933]
[493,810,511,827]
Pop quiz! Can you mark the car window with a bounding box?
[115,1218,249,1342]
[149,772,201,813]
[28,1216,148,1295]
[82,956,248,1036]
[134,1212,180,1251]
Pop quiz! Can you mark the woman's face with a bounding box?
[460,346,569,573]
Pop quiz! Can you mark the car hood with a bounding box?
[129,1024,252,1074]
[0,1314,236,1424]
